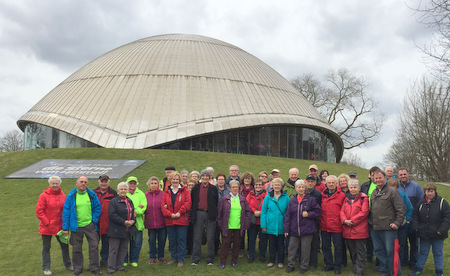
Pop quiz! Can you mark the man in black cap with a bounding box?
[94,174,117,267]
[159,166,175,191]
[348,171,357,180]
[191,170,219,265]
[305,174,322,270]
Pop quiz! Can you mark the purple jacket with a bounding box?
[283,194,321,237]
[217,194,251,237]
[144,189,165,229]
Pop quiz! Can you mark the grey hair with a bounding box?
[229,164,239,171]
[289,168,299,174]
[206,166,214,172]
[48,175,62,184]
[180,170,189,176]
[189,171,200,178]
[348,179,360,188]
[294,179,306,188]
[229,180,240,188]
[117,182,129,190]
[326,175,338,183]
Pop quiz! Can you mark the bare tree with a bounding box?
[291,68,385,150]
[386,78,450,182]
[413,0,450,80]
[0,130,24,152]
[340,152,366,168]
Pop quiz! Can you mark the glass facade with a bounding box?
[156,126,338,162]
[23,123,99,150]
[22,124,337,162]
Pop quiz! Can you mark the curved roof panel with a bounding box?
[17,34,343,157]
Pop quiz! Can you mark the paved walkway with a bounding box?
[436,182,450,187]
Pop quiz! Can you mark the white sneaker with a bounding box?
[43,270,52,276]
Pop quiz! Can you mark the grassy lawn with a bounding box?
[0,148,448,275]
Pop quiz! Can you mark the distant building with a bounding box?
[17,34,343,162]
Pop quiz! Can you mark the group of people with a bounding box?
[36,164,450,276]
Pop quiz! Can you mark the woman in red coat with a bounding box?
[161,171,192,266]
[36,176,72,275]
[246,178,268,263]
[340,179,369,276]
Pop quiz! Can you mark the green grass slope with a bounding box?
[0,148,448,275]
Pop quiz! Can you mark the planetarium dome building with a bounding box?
[18,34,343,162]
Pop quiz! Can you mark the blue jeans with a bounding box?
[148,228,166,259]
[371,229,397,275]
[124,230,143,263]
[167,225,188,263]
[248,224,268,259]
[415,239,444,274]
[321,231,343,270]
[268,234,285,264]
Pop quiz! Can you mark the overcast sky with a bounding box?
[0,0,433,168]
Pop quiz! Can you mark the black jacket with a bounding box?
[361,178,372,195]
[308,187,322,206]
[191,183,219,222]
[412,194,450,240]
[108,196,138,238]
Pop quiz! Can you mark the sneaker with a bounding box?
[131,262,138,267]
[148,259,156,264]
[278,263,284,268]
[207,262,214,266]
[267,262,274,267]
[191,261,199,266]
[334,269,341,274]
[158,258,167,263]
[299,268,307,274]
[123,263,128,267]
[43,270,52,276]
[177,262,184,267]
[248,257,254,263]
[167,260,177,265]
[409,272,421,275]
[231,262,238,267]
[66,265,74,271]
[91,271,103,275]
[219,263,226,269]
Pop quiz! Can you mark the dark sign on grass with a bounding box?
[4,159,146,179]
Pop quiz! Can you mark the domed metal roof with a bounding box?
[18,33,343,158]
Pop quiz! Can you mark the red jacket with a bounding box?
[320,187,346,233]
[161,186,191,226]
[246,190,267,225]
[95,187,117,235]
[340,193,369,239]
[36,188,66,235]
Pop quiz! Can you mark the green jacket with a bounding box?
[127,187,147,231]
[283,179,297,198]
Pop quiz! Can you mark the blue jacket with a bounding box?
[260,191,290,235]
[399,190,413,222]
[62,187,101,232]
[399,179,424,208]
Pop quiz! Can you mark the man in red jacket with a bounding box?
[320,175,346,274]
[94,174,117,267]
